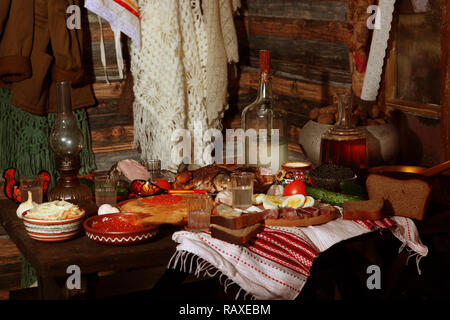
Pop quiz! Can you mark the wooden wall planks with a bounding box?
[226,0,352,144]
[239,16,349,43]
[84,0,352,166]
[84,11,138,171]
[243,0,347,22]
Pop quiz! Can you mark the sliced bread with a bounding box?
[210,223,264,245]
[343,199,385,220]
[210,211,264,229]
[366,173,431,221]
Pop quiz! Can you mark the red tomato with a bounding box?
[153,178,171,190]
[283,180,307,196]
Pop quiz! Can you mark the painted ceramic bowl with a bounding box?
[22,209,85,242]
[275,161,313,186]
[83,213,159,246]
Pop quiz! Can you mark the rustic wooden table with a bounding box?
[1,196,449,300]
[0,199,179,299]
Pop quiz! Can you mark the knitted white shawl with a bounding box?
[130,0,239,170]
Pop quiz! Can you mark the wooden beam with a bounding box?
[442,0,450,161]
[240,35,350,71]
[231,67,351,103]
[237,15,349,43]
[90,125,134,154]
[92,82,124,100]
[246,56,352,86]
[244,0,347,22]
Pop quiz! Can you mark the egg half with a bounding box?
[302,196,315,208]
[262,195,285,210]
[252,193,266,205]
[282,194,306,209]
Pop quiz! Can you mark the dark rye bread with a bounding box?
[366,173,431,221]
[343,199,385,220]
[210,211,264,245]
[210,211,264,229]
[210,223,265,245]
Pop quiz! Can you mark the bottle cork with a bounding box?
[259,50,270,74]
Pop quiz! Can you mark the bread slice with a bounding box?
[210,211,264,229]
[343,199,385,220]
[366,173,431,221]
[210,223,264,245]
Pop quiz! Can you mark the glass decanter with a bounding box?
[241,50,288,172]
[319,93,368,170]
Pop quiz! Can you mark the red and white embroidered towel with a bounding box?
[85,0,140,47]
[170,216,427,300]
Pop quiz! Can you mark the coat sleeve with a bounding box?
[0,0,12,37]
[0,0,33,84]
[47,0,85,85]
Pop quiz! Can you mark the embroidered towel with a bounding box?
[170,216,427,300]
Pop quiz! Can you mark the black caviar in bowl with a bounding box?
[307,164,357,192]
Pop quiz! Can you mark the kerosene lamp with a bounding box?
[48,81,93,204]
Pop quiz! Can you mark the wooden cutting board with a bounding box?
[117,195,190,226]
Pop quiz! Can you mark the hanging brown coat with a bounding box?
[0,0,95,115]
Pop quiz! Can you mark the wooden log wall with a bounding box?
[84,0,353,169]
[225,0,352,146]
[84,10,138,172]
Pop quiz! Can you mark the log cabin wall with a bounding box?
[226,0,352,151]
[84,11,138,172]
[84,0,443,170]
[84,0,353,170]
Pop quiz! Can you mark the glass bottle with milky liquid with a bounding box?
[241,50,288,173]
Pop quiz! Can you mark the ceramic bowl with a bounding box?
[308,174,358,192]
[275,161,313,186]
[22,209,85,242]
[83,213,159,246]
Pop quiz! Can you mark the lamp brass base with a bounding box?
[48,156,94,206]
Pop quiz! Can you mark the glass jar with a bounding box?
[319,93,368,170]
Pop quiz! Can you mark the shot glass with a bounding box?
[229,172,254,210]
[187,194,212,232]
[94,174,118,207]
[20,176,44,204]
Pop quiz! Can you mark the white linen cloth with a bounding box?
[169,215,428,300]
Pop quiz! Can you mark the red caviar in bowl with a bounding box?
[91,215,142,233]
[142,194,182,205]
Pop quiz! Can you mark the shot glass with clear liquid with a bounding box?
[94,174,118,207]
[20,176,44,204]
[230,172,254,210]
[187,194,212,232]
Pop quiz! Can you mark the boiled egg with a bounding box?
[282,194,306,209]
[252,193,266,205]
[262,195,285,210]
[301,196,315,208]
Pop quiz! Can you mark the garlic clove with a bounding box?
[98,204,120,215]
[16,191,37,219]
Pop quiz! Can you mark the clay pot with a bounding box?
[299,120,399,167]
